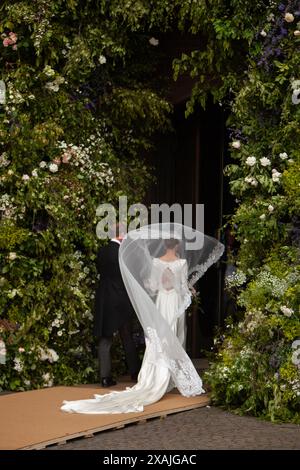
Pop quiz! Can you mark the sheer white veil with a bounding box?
[119,223,224,396]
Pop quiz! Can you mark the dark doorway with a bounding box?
[146,96,226,356]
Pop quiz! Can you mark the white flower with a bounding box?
[31,169,38,177]
[267,13,275,21]
[245,156,256,166]
[288,159,294,163]
[291,350,300,366]
[292,89,300,105]
[42,372,53,387]
[8,252,17,260]
[294,30,300,37]
[149,37,159,46]
[39,161,47,169]
[251,178,258,186]
[43,65,56,77]
[0,340,6,365]
[22,174,30,181]
[48,348,59,362]
[259,214,266,220]
[284,12,294,23]
[280,305,294,317]
[260,30,267,37]
[279,152,288,160]
[99,55,107,64]
[18,347,25,353]
[292,340,300,350]
[291,79,300,90]
[231,140,241,149]
[57,330,63,337]
[13,358,23,372]
[49,163,58,173]
[260,157,271,166]
[272,169,282,182]
[28,94,35,100]
[268,205,274,212]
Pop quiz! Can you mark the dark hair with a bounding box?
[164,238,180,249]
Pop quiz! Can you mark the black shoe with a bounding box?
[101,377,117,387]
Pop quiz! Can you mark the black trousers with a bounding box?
[98,321,140,378]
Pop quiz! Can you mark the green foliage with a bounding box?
[0,0,171,390]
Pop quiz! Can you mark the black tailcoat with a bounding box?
[93,241,133,337]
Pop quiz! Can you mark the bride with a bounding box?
[61,223,224,414]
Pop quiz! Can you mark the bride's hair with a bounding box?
[164,238,180,250]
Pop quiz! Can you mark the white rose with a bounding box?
[99,55,107,64]
[279,152,288,160]
[49,163,59,173]
[22,174,30,181]
[8,252,17,260]
[260,30,267,37]
[149,37,159,46]
[294,30,300,37]
[268,205,274,212]
[245,156,256,166]
[232,140,241,149]
[39,161,47,169]
[292,89,300,105]
[259,214,266,220]
[280,305,294,317]
[260,157,271,166]
[292,340,300,349]
[32,169,38,177]
[284,13,294,23]
[57,330,63,337]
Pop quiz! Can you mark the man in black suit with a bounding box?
[94,226,140,387]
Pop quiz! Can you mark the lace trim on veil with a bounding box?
[188,243,225,288]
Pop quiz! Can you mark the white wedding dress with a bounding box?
[61,257,205,414]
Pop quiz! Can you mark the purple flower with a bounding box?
[278,4,286,12]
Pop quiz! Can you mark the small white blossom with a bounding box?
[0,340,6,365]
[291,350,300,366]
[149,37,159,46]
[280,305,294,317]
[49,163,59,173]
[284,12,294,23]
[272,169,282,182]
[22,174,30,181]
[245,156,256,166]
[13,358,23,372]
[8,252,17,260]
[39,161,47,169]
[268,205,274,212]
[99,55,107,64]
[231,140,241,149]
[260,30,267,37]
[260,157,271,166]
[279,152,288,160]
[292,340,300,350]
[31,169,38,177]
[259,214,266,220]
[292,89,300,105]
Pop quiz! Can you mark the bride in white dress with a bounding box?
[61,223,224,414]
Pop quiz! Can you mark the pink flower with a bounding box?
[62,152,71,164]
[12,44,18,51]
[8,32,18,43]
[3,38,11,47]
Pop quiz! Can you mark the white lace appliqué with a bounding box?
[146,327,205,397]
